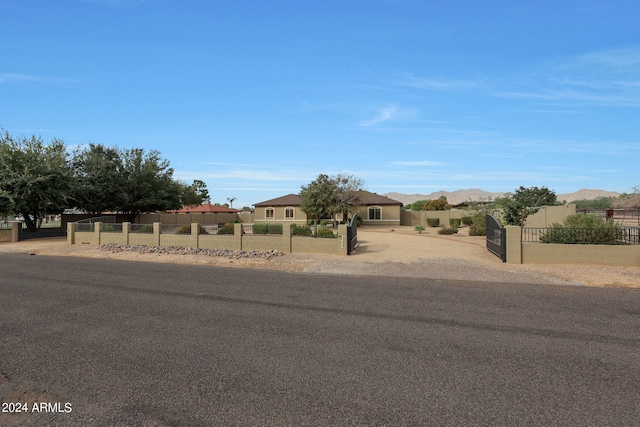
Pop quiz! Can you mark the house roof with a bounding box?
[356,191,403,206]
[167,203,240,213]
[254,194,303,207]
[253,192,401,207]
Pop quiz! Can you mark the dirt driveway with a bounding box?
[1,226,639,288]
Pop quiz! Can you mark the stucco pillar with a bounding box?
[67,222,76,245]
[11,221,22,242]
[283,223,292,253]
[153,222,161,246]
[234,223,243,251]
[123,222,130,245]
[505,226,522,264]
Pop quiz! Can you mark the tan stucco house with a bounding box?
[253,192,403,226]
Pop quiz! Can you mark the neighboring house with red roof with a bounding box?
[254,191,402,226]
[167,203,241,214]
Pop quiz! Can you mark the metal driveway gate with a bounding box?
[486,214,506,262]
[346,213,358,255]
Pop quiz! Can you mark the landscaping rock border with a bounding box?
[98,243,284,259]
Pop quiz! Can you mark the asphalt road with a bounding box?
[1,253,639,426]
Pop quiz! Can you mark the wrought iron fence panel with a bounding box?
[523,227,640,245]
[130,224,154,233]
[76,223,95,232]
[100,223,123,233]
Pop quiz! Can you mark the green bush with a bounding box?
[198,225,209,235]
[253,223,269,234]
[356,216,363,227]
[176,224,191,234]
[426,218,439,227]
[101,224,115,232]
[461,216,473,226]
[319,219,328,226]
[134,224,153,233]
[468,212,486,236]
[292,224,313,236]
[437,226,458,235]
[540,214,623,244]
[252,223,282,235]
[449,219,460,228]
[315,227,336,238]
[217,223,235,235]
[414,224,425,233]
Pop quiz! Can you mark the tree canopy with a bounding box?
[1,129,204,228]
[498,186,558,226]
[72,143,125,215]
[180,179,210,206]
[118,148,183,222]
[0,131,76,231]
[300,173,365,222]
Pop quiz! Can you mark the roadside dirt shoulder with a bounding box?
[1,226,639,288]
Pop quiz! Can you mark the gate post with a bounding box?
[505,226,522,264]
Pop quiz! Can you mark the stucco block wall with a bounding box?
[128,233,159,246]
[522,243,640,266]
[291,236,347,255]
[0,222,21,242]
[524,205,576,227]
[74,231,100,245]
[99,232,127,245]
[69,222,350,255]
[401,210,466,227]
[243,236,290,252]
[198,235,241,251]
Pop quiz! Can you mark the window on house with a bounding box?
[368,206,381,220]
[285,207,294,219]
[265,208,275,219]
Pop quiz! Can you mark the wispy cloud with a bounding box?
[390,72,479,90]
[0,73,76,84]
[494,46,640,108]
[359,104,417,127]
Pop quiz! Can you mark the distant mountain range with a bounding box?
[382,189,622,206]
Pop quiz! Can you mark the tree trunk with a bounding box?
[21,212,37,232]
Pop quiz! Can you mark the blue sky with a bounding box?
[1,0,639,208]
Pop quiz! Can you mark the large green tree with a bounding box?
[498,186,558,226]
[300,173,365,222]
[118,148,183,222]
[0,131,76,231]
[71,143,125,215]
[180,179,210,206]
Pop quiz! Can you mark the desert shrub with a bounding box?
[426,218,439,227]
[267,224,283,234]
[292,224,313,236]
[101,224,115,232]
[356,216,363,226]
[176,224,191,234]
[315,227,336,238]
[449,219,460,228]
[414,224,425,233]
[540,214,623,244]
[252,223,282,235]
[461,216,473,226]
[468,212,486,236]
[217,223,235,235]
[198,224,208,235]
[319,219,328,226]
[437,226,458,235]
[252,223,269,234]
[135,224,153,233]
